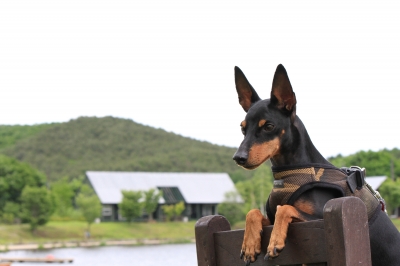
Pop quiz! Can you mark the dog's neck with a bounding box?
[270,116,332,168]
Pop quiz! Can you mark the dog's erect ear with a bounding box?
[270,64,296,114]
[235,66,261,112]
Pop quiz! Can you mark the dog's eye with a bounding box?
[264,123,275,132]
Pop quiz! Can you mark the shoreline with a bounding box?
[0,238,195,252]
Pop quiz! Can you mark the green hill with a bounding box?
[0,124,55,150]
[0,117,251,183]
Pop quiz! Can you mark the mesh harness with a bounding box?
[266,164,385,224]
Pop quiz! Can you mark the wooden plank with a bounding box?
[214,221,327,266]
[324,197,372,266]
[263,220,327,266]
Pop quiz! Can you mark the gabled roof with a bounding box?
[365,176,387,191]
[157,186,185,204]
[86,171,241,205]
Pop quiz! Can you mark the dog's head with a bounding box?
[233,64,297,169]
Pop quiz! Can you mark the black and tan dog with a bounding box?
[232,64,400,266]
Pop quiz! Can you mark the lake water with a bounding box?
[1,243,197,266]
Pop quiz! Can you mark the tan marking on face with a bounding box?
[240,120,246,128]
[281,129,285,136]
[258,119,266,128]
[246,137,280,169]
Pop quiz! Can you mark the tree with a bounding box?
[1,202,21,224]
[217,191,245,225]
[143,189,162,222]
[0,155,46,209]
[235,164,273,214]
[378,178,400,215]
[51,177,75,217]
[329,150,400,178]
[161,201,185,222]
[161,204,175,222]
[20,186,54,232]
[173,201,185,220]
[76,194,102,232]
[119,190,143,222]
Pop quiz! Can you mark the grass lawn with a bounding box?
[0,218,398,246]
[0,221,197,245]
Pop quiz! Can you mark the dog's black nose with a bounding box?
[233,153,248,166]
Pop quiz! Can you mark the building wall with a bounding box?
[101,204,114,221]
[185,203,218,220]
[100,203,219,221]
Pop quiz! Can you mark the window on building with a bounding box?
[102,205,112,216]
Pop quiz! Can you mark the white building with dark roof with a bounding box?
[86,171,241,221]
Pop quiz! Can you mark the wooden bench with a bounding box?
[195,197,372,266]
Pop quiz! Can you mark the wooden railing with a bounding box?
[195,197,372,266]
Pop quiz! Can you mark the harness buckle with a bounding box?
[343,166,365,193]
[351,166,365,189]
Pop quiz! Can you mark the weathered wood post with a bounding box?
[195,215,231,266]
[323,197,372,266]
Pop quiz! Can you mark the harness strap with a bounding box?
[266,165,384,223]
[286,181,345,205]
[266,181,345,223]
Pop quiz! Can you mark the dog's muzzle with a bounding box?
[233,151,248,166]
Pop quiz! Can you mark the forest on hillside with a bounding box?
[0,123,54,150]
[328,149,400,178]
[1,117,399,184]
[0,117,252,183]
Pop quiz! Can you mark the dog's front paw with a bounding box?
[240,209,264,265]
[264,204,303,260]
[264,235,285,260]
[241,228,262,265]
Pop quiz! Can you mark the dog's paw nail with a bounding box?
[273,247,283,256]
[260,230,263,236]
[264,253,269,261]
[245,259,251,266]
[240,250,244,259]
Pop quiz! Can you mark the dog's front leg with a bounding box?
[265,205,306,260]
[241,209,270,265]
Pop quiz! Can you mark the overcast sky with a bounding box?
[1,0,399,158]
